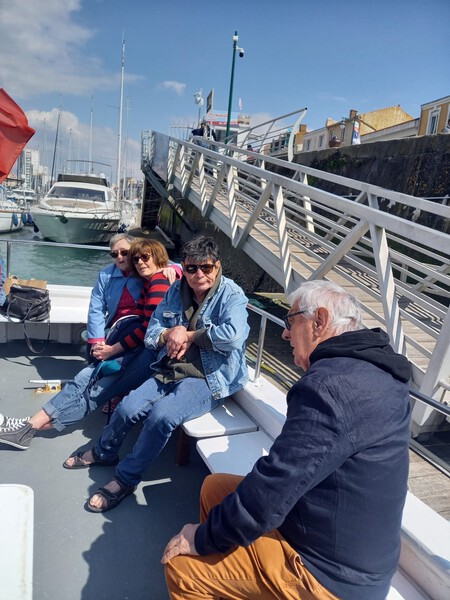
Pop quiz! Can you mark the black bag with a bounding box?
[6,284,51,353]
[7,284,51,322]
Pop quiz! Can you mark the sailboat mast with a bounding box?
[88,94,93,172]
[50,101,62,186]
[116,35,125,203]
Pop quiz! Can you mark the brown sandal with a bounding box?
[63,447,119,470]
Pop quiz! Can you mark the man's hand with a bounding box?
[161,523,200,564]
[165,326,190,359]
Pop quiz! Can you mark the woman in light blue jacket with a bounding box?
[86,233,143,348]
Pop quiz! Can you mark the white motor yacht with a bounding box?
[31,172,122,244]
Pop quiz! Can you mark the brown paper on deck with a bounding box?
[5,276,47,294]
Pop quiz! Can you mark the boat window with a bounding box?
[48,186,106,202]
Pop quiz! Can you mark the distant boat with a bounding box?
[0,185,24,233]
[7,187,38,208]
[31,166,122,244]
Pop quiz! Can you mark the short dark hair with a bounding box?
[180,235,220,264]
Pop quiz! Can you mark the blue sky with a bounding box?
[1,0,448,180]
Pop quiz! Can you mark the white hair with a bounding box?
[109,233,136,250]
[288,280,363,334]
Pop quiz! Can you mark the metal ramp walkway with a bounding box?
[141,131,450,434]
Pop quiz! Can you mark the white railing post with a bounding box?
[226,163,239,244]
[273,184,293,292]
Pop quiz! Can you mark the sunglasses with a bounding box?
[183,263,216,275]
[283,309,307,331]
[131,253,152,265]
[109,249,129,258]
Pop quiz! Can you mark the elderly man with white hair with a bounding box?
[162,280,412,600]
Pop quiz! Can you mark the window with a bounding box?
[318,135,324,148]
[428,109,440,134]
[306,139,311,151]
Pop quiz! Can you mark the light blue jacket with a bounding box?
[145,275,249,399]
[0,257,6,307]
[86,263,143,343]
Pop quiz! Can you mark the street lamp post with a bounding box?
[225,31,244,144]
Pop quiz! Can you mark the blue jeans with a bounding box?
[94,377,220,486]
[43,348,156,430]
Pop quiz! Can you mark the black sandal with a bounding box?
[85,477,136,513]
[62,447,119,470]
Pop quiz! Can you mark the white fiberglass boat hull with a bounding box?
[31,175,121,244]
[31,207,120,244]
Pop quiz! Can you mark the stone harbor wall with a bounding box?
[283,134,449,232]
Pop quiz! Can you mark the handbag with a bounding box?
[7,284,51,322]
[6,284,51,353]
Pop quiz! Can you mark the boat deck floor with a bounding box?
[0,341,209,600]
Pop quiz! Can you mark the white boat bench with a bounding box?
[175,368,285,466]
[181,369,449,600]
[0,484,34,600]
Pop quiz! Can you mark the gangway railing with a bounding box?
[223,107,308,161]
[141,130,450,435]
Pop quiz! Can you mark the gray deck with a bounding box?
[1,333,449,600]
[0,341,209,600]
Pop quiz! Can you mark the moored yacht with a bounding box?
[8,187,38,208]
[31,170,122,244]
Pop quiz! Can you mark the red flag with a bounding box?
[0,88,35,183]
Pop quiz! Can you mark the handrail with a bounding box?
[409,389,450,418]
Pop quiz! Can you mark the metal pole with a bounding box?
[225,31,238,144]
[116,36,125,202]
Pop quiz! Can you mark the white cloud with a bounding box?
[0,0,141,99]
[331,96,349,104]
[157,81,186,96]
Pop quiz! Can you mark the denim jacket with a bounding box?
[145,275,249,399]
[86,264,143,343]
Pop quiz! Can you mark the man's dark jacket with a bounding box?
[195,328,411,600]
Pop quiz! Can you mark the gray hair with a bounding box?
[288,280,363,333]
[109,233,136,250]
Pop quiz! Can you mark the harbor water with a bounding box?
[1,226,119,286]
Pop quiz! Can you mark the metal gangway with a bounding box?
[141,130,450,435]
